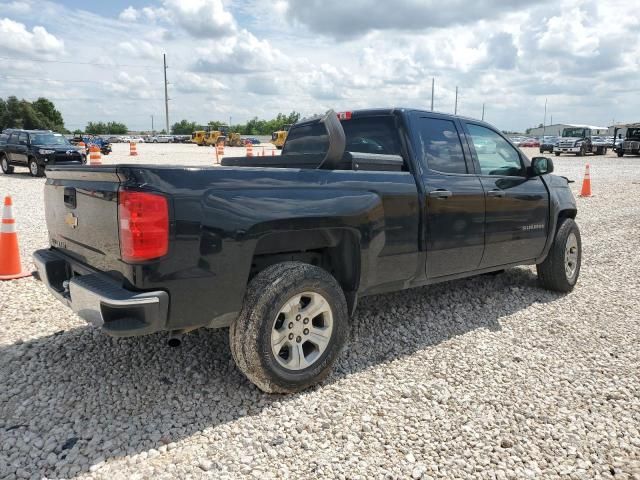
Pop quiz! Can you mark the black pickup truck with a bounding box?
[34,109,581,393]
[0,129,86,176]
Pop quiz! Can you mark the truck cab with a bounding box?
[615,124,640,157]
[554,127,607,156]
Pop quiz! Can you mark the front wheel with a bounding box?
[0,155,13,174]
[536,218,581,292]
[229,262,348,393]
[28,158,44,177]
[555,152,561,157]
[617,151,624,157]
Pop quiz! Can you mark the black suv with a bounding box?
[0,129,86,177]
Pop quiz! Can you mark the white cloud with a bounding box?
[193,30,284,74]
[117,40,161,60]
[2,0,640,132]
[0,1,31,14]
[173,71,228,93]
[119,6,138,22]
[102,72,155,99]
[0,17,64,58]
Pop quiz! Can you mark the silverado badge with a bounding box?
[64,212,78,229]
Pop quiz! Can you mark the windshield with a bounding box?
[562,128,586,138]
[31,133,70,146]
[627,128,640,139]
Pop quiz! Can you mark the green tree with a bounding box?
[32,97,65,131]
[171,119,199,135]
[0,96,67,132]
[106,121,127,134]
[85,121,128,134]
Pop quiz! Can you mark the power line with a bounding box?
[0,74,111,85]
[0,56,158,69]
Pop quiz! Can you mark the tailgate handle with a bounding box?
[63,187,77,209]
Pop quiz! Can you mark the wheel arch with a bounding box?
[250,228,361,314]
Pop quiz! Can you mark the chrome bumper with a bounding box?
[33,249,169,337]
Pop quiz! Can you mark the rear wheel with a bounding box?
[28,157,44,177]
[617,151,624,157]
[229,262,348,393]
[537,218,581,293]
[0,155,13,174]
[555,152,561,157]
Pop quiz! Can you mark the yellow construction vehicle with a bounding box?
[271,124,292,149]
[193,125,244,147]
[191,130,208,146]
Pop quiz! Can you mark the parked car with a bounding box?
[520,138,540,148]
[1,129,85,176]
[34,108,581,393]
[540,136,558,153]
[150,135,174,143]
[242,137,261,145]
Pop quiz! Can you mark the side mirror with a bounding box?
[531,156,554,176]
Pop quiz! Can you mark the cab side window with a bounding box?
[18,133,29,145]
[417,118,468,174]
[466,124,524,176]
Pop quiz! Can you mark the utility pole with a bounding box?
[151,115,154,134]
[454,87,458,115]
[543,98,547,137]
[481,103,485,121]
[163,53,170,134]
[430,78,435,111]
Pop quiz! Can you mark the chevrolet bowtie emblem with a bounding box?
[65,212,78,229]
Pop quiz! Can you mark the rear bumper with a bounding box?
[33,249,168,337]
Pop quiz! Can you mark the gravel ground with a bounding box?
[0,146,639,479]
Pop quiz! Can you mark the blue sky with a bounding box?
[0,0,638,132]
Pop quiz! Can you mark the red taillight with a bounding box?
[337,111,352,120]
[118,190,169,262]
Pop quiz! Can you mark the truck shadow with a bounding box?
[0,267,562,478]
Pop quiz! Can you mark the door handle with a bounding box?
[429,189,453,199]
[487,189,505,198]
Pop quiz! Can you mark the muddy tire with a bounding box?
[229,262,348,393]
[537,218,581,293]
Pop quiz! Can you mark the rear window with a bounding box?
[283,115,402,157]
[0,134,7,144]
[283,122,329,155]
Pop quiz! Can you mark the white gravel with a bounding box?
[1,145,639,479]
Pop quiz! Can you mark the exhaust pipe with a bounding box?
[166,332,182,347]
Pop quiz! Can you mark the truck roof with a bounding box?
[296,107,492,127]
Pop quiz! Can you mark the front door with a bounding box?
[462,122,549,267]
[413,115,486,278]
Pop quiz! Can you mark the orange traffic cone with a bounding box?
[0,196,31,280]
[579,164,592,197]
[78,141,86,154]
[89,145,102,165]
[271,149,275,156]
[129,142,138,156]
[246,141,253,157]
[217,142,225,158]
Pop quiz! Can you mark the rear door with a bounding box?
[462,122,549,267]
[14,133,29,164]
[411,114,486,278]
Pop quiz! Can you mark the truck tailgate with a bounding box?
[44,167,122,271]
